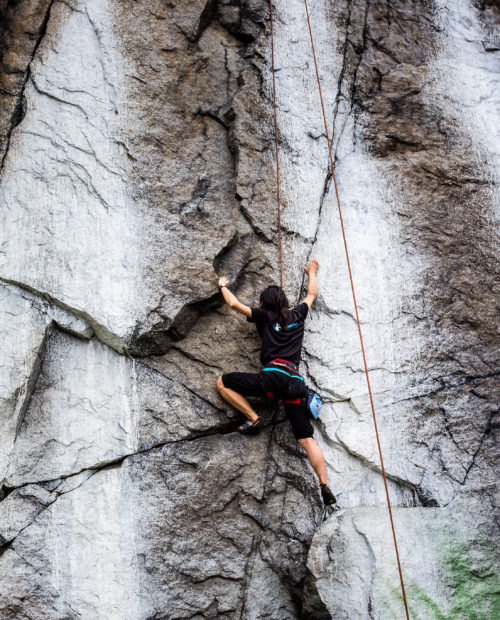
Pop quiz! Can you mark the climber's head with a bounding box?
[259,285,289,327]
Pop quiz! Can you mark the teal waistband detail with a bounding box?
[262,367,304,381]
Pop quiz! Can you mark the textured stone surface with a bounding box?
[4,326,234,487]
[303,507,500,619]
[0,281,92,485]
[0,0,498,618]
[0,0,53,166]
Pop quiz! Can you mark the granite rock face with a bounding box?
[303,507,500,619]
[0,0,498,618]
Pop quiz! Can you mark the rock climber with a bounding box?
[216,260,336,506]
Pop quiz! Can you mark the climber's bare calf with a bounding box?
[299,437,327,485]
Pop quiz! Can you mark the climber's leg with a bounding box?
[299,438,336,505]
[298,437,328,485]
[217,375,259,423]
[283,399,326,482]
[283,399,336,505]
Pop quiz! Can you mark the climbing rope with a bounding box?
[268,1,411,618]
[268,0,284,289]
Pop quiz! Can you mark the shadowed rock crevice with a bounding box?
[13,325,51,440]
[0,0,55,169]
[0,275,127,353]
[107,0,278,356]
[130,232,257,357]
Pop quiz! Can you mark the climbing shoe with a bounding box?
[320,483,336,506]
[237,417,262,435]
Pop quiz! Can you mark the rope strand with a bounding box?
[269,0,284,289]
[302,1,410,617]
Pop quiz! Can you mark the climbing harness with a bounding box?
[264,358,301,374]
[264,359,321,418]
[268,2,411,618]
[262,366,304,381]
[264,357,322,416]
[271,357,299,369]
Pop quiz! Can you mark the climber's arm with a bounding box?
[218,277,252,318]
[302,259,318,309]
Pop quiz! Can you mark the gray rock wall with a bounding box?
[0,1,498,618]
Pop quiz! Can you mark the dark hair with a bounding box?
[259,285,290,329]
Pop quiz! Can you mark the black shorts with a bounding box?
[221,368,314,440]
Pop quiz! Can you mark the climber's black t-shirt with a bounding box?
[247,302,309,366]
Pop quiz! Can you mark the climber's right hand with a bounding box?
[304,259,319,275]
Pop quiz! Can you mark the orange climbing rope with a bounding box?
[268,1,411,618]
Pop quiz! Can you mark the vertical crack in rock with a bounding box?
[351,519,377,620]
[12,325,51,441]
[299,0,372,299]
[461,408,498,487]
[192,0,219,43]
[238,419,278,618]
[0,0,55,170]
